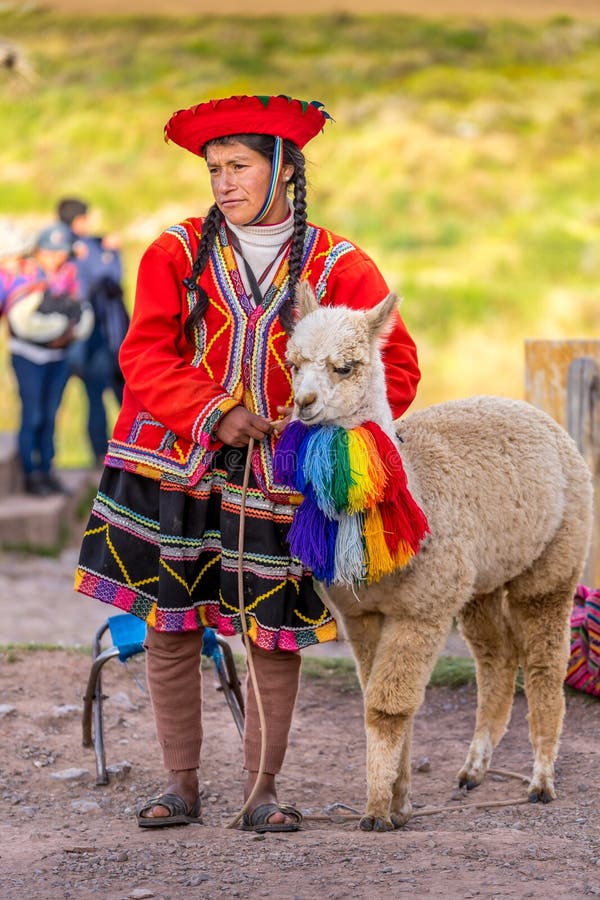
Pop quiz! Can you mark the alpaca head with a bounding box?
[286,282,399,429]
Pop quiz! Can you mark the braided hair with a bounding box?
[182,202,222,343]
[183,134,308,342]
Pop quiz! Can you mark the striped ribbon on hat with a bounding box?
[246,136,284,225]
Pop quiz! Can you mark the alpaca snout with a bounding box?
[295,392,321,421]
[296,391,317,410]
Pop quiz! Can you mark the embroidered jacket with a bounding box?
[107,218,420,501]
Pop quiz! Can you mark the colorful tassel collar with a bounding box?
[273,419,429,587]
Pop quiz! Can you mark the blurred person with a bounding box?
[5,222,93,495]
[0,218,35,308]
[57,197,130,466]
[74,94,420,831]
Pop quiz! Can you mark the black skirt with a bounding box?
[74,446,337,651]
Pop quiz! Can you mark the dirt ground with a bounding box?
[1,619,600,898]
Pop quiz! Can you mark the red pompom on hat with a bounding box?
[164,94,332,156]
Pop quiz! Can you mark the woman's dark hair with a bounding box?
[183,134,307,342]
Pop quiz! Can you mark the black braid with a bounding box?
[183,203,223,343]
[280,161,307,335]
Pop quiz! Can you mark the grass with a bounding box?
[212,652,481,692]
[427,655,476,689]
[0,641,479,690]
[301,655,362,691]
[0,642,562,699]
[1,11,599,466]
[0,642,90,662]
[303,654,478,691]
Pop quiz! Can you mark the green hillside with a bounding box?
[1,10,599,466]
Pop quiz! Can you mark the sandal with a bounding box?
[137,793,203,828]
[241,802,302,833]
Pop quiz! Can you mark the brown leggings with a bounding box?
[144,626,301,775]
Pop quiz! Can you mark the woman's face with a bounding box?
[205,140,293,226]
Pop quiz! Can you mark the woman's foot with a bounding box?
[244,771,298,827]
[139,768,200,821]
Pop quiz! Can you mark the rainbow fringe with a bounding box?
[274,420,429,587]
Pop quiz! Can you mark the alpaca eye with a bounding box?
[333,363,353,376]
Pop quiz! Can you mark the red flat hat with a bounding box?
[164,94,331,156]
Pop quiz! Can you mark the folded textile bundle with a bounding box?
[565,584,600,697]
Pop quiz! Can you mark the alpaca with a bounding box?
[283,282,593,832]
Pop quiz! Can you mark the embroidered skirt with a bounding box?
[74,447,337,651]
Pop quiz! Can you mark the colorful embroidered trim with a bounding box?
[273,419,429,587]
[75,565,335,651]
[105,395,238,485]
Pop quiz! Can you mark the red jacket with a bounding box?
[107,218,420,501]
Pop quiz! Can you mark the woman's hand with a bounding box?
[216,406,273,447]
[271,405,293,436]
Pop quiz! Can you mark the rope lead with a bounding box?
[225,437,268,829]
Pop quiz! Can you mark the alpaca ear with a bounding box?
[365,292,400,339]
[295,280,319,320]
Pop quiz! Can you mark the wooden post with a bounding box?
[525,340,600,586]
[566,358,600,587]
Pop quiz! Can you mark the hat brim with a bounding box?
[165,94,329,156]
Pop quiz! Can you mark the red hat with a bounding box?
[164,94,331,156]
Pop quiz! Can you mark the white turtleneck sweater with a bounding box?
[226,205,294,303]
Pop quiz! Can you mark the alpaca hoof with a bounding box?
[390,812,411,829]
[359,815,394,832]
[528,775,556,804]
[528,788,555,804]
[458,775,480,791]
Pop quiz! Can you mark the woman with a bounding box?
[75,94,420,831]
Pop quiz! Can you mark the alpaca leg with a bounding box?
[340,611,383,690]
[361,707,412,832]
[360,616,450,831]
[505,581,574,803]
[457,589,519,790]
[390,716,414,827]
